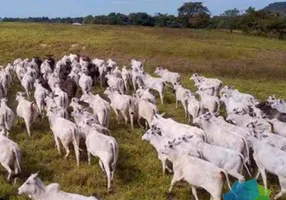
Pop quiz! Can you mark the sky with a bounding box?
[0,0,285,18]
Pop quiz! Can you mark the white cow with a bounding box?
[18,173,98,200]
[268,118,286,137]
[160,143,231,200]
[135,88,156,105]
[79,72,92,93]
[53,84,69,109]
[69,97,84,112]
[130,59,145,71]
[104,88,134,128]
[68,69,80,86]
[0,132,21,182]
[179,135,251,182]
[173,83,192,118]
[185,93,200,124]
[226,113,272,133]
[220,86,258,106]
[154,66,181,86]
[21,71,34,97]
[34,80,50,115]
[197,89,220,115]
[92,58,105,68]
[106,58,117,70]
[136,99,158,129]
[79,118,118,191]
[98,65,108,88]
[0,98,15,136]
[250,137,286,199]
[220,94,249,115]
[142,129,173,174]
[40,60,53,75]
[47,107,81,166]
[137,72,167,104]
[45,96,68,119]
[80,92,110,127]
[16,92,39,136]
[71,110,110,136]
[194,113,249,163]
[151,114,206,140]
[121,66,132,92]
[105,74,125,94]
[190,73,223,96]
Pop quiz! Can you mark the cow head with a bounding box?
[18,172,41,196]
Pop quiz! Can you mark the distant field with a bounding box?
[0,23,286,200]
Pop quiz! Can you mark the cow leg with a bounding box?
[175,99,178,109]
[1,162,12,181]
[191,186,199,200]
[72,140,80,166]
[159,92,164,105]
[53,135,61,155]
[87,151,91,166]
[137,116,144,128]
[121,110,128,125]
[100,76,103,88]
[99,160,105,175]
[228,170,245,182]
[13,161,20,185]
[275,177,286,200]
[130,113,134,130]
[260,168,268,190]
[168,173,182,193]
[25,87,29,98]
[255,171,261,179]
[145,121,148,130]
[160,158,166,175]
[103,161,111,192]
[112,107,119,124]
[24,118,31,137]
[182,101,187,118]
[62,141,70,160]
[124,81,128,93]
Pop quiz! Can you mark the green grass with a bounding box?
[0,23,286,200]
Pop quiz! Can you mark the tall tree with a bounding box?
[178,1,210,28]
[221,8,241,33]
[83,15,94,24]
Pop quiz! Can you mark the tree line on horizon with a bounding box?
[2,2,286,40]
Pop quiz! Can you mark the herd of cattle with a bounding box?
[1,54,286,200]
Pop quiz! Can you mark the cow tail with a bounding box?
[12,146,21,173]
[238,153,252,177]
[220,170,232,191]
[110,141,118,171]
[4,112,8,129]
[241,137,250,165]
[30,102,35,120]
[64,95,67,109]
[71,128,82,152]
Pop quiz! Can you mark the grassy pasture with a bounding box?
[0,23,286,199]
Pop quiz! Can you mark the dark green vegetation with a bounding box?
[263,2,286,16]
[0,23,286,199]
[3,1,286,40]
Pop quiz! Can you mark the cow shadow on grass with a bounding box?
[115,147,143,185]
